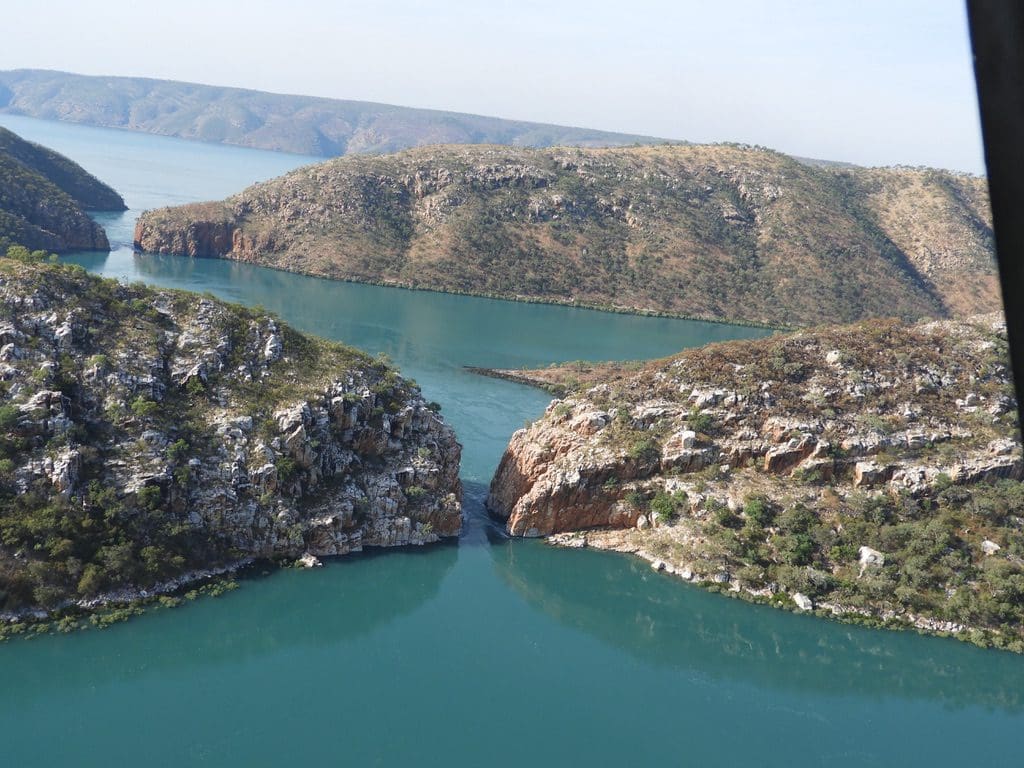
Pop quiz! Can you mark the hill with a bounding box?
[0,256,461,619]
[0,126,124,252]
[135,143,997,327]
[486,315,1024,650]
[0,69,669,157]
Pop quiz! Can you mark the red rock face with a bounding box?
[489,315,1023,542]
[134,218,233,258]
[487,405,648,536]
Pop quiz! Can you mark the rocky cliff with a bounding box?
[134,144,996,327]
[0,69,667,157]
[487,316,1024,650]
[0,259,461,617]
[0,126,124,252]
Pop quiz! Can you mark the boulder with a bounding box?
[793,593,814,611]
[981,540,1001,556]
[858,546,885,577]
[853,461,894,488]
[297,552,323,568]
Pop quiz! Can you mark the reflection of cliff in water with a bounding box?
[0,543,457,699]
[493,539,1024,712]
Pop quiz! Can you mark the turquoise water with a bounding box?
[1,115,1022,767]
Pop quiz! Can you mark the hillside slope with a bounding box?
[135,144,996,327]
[0,258,462,618]
[0,69,668,157]
[0,126,124,252]
[486,315,1024,650]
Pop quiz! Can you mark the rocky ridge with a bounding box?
[487,315,1024,649]
[134,143,996,327]
[0,259,461,618]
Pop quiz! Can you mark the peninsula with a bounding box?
[133,143,996,327]
[486,315,1024,650]
[0,257,462,619]
[0,69,668,156]
[0,126,125,252]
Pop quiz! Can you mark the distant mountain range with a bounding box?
[0,69,672,157]
[134,143,997,328]
[0,125,125,252]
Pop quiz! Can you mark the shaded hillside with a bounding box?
[0,126,125,210]
[487,315,1024,650]
[0,126,124,252]
[0,69,669,157]
[135,143,997,327]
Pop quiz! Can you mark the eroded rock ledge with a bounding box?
[487,315,1024,650]
[0,260,461,618]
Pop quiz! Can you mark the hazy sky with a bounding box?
[1,0,984,172]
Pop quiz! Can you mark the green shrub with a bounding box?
[130,397,159,420]
[275,456,297,483]
[167,439,190,462]
[627,437,661,464]
[136,485,162,511]
[185,377,206,397]
[76,564,104,596]
[625,490,647,510]
[712,503,742,530]
[650,490,687,524]
[0,404,21,430]
[688,410,713,433]
[743,495,774,526]
[777,533,815,566]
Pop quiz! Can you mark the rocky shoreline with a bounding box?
[487,314,1024,650]
[0,558,254,623]
[0,260,463,619]
[546,532,968,638]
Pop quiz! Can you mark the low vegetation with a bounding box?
[488,314,1024,650]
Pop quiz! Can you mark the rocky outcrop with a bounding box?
[133,143,996,326]
[0,261,461,617]
[134,206,235,259]
[486,314,1024,650]
[0,126,124,252]
[489,315,1020,535]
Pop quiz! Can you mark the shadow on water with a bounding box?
[491,536,1024,712]
[457,480,509,548]
[0,542,458,700]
